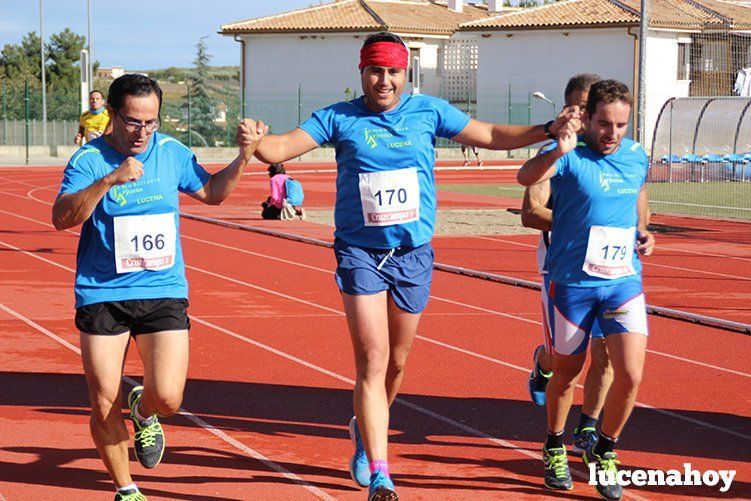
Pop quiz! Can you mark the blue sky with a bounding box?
[0,0,315,69]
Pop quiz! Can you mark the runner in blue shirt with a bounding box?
[523,74,617,459]
[247,31,576,501]
[52,74,265,501]
[517,79,655,501]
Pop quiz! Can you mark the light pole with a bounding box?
[532,91,557,118]
[40,0,47,146]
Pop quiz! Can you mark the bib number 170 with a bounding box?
[374,188,407,206]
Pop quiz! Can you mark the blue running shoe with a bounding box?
[572,426,598,457]
[528,344,552,406]
[348,416,370,488]
[368,470,398,501]
[583,447,622,500]
[542,447,573,491]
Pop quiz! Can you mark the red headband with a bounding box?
[359,41,409,70]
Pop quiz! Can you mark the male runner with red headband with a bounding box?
[247,32,576,500]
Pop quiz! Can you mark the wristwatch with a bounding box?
[544,120,556,140]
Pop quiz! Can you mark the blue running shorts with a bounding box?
[334,239,434,314]
[541,275,604,355]
[547,279,648,355]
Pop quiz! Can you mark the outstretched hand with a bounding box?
[237,118,269,161]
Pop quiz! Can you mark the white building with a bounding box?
[220,0,508,133]
[460,0,751,148]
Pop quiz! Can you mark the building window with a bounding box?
[677,42,690,80]
[701,41,727,72]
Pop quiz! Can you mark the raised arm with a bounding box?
[451,108,578,151]
[189,119,268,205]
[252,121,319,164]
[521,180,552,232]
[516,123,577,186]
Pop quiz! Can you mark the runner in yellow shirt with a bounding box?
[75,90,111,145]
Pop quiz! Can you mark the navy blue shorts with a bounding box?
[333,239,434,314]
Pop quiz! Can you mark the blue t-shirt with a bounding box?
[546,138,648,286]
[59,132,211,307]
[299,94,470,249]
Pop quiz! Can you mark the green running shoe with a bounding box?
[114,488,147,501]
[543,447,573,491]
[128,385,165,469]
[583,448,623,500]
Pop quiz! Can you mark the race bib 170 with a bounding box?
[358,167,420,227]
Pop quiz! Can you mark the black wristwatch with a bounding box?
[544,120,556,140]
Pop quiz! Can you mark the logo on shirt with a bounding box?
[363,126,411,150]
[599,172,611,192]
[111,186,128,207]
[364,129,379,149]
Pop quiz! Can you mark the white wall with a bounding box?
[474,28,635,128]
[240,33,445,133]
[644,30,691,149]
[474,27,691,150]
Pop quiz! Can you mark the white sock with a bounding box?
[132,401,155,424]
[117,483,138,493]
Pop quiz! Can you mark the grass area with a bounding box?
[437,182,751,221]
[437,183,525,198]
[648,181,751,220]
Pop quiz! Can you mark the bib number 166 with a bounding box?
[130,233,165,252]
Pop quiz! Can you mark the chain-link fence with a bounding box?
[649,97,751,220]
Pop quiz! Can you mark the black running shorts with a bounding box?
[75,298,190,336]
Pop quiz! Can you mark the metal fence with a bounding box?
[649,96,751,220]
[0,119,79,147]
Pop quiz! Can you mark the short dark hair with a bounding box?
[563,73,600,105]
[107,74,162,112]
[362,31,406,49]
[267,163,286,177]
[89,89,104,98]
[586,79,632,116]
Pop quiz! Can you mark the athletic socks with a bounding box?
[369,459,390,477]
[117,484,138,494]
[576,413,597,433]
[545,430,565,450]
[132,401,155,426]
[593,433,618,457]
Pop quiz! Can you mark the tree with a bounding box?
[0,31,42,83]
[46,28,86,92]
[182,37,222,146]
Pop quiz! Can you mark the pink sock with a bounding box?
[369,460,389,477]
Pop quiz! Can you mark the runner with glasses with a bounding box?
[52,73,266,501]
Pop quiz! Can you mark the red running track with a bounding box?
[0,167,749,499]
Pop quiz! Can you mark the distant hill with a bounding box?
[134,65,240,83]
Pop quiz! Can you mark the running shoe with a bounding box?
[583,447,622,500]
[572,426,598,457]
[127,385,165,469]
[368,470,398,501]
[542,447,573,491]
[114,488,147,501]
[528,344,552,407]
[348,416,370,487]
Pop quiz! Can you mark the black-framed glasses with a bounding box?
[114,109,160,134]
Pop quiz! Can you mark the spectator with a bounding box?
[261,163,305,220]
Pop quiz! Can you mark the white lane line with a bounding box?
[0,302,335,500]
[192,316,647,499]
[2,205,750,445]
